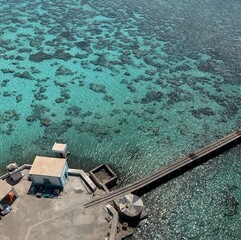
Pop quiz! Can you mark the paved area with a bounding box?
[0,170,109,240]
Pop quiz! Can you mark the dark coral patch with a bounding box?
[60,31,74,39]
[53,50,72,61]
[141,91,163,104]
[191,107,216,119]
[89,83,106,94]
[13,71,34,80]
[55,66,75,76]
[29,51,53,62]
[65,106,81,116]
[75,40,90,50]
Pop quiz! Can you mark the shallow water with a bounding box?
[1,0,241,239]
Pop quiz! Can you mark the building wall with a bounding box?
[60,162,69,186]
[30,174,62,187]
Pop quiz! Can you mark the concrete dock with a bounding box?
[0,169,109,240]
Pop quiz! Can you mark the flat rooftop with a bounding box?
[29,156,67,177]
[0,170,109,240]
[52,143,67,153]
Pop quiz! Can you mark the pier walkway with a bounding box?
[84,129,241,208]
[0,164,32,180]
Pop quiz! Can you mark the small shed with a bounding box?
[0,180,18,210]
[10,170,24,182]
[52,142,69,158]
[29,156,69,188]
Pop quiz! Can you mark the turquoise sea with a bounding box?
[1,0,241,239]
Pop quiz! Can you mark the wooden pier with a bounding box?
[84,129,241,208]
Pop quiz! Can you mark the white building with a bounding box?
[52,142,69,158]
[29,156,68,188]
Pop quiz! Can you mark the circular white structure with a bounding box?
[117,193,144,220]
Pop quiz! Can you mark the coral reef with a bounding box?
[1,0,241,238]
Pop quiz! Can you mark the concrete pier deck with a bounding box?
[0,169,109,240]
